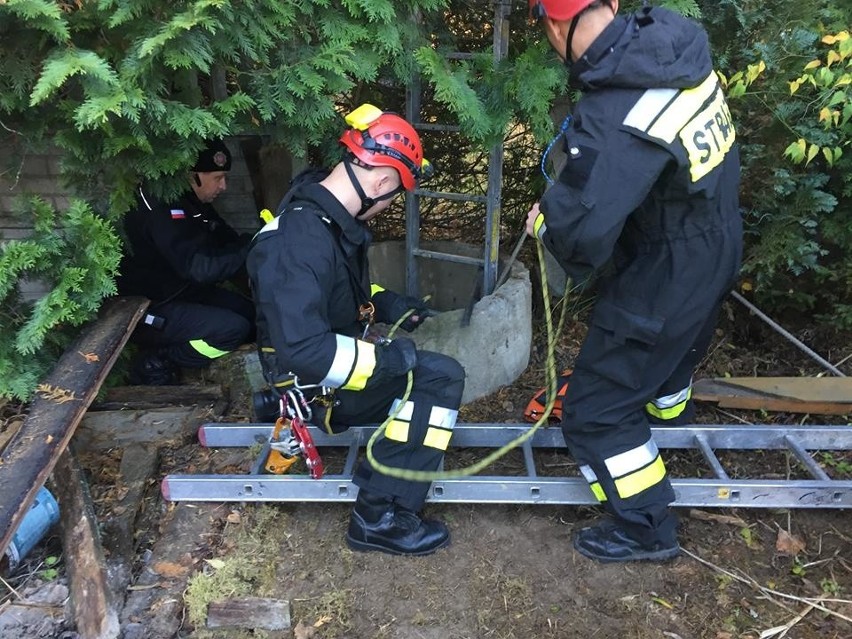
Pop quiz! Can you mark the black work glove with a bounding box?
[373,290,433,332]
[371,337,418,385]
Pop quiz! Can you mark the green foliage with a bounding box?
[0,197,120,401]
[706,1,852,328]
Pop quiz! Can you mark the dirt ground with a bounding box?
[2,301,851,639]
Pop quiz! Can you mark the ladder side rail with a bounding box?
[483,0,512,295]
[197,424,852,451]
[161,475,852,508]
[406,73,423,298]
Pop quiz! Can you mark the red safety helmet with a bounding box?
[339,104,432,191]
[529,0,597,21]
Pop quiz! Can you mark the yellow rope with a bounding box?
[366,241,569,480]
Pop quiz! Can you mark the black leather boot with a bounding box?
[128,350,179,386]
[573,520,680,563]
[346,490,449,556]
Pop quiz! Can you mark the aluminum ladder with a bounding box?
[404,1,512,299]
[162,423,852,509]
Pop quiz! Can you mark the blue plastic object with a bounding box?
[4,486,60,570]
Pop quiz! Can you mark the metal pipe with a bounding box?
[731,291,846,377]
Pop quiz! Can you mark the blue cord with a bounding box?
[540,114,572,185]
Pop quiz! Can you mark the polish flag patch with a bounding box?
[170,209,186,219]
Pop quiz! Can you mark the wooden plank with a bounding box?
[710,377,852,403]
[693,377,852,415]
[74,407,206,450]
[207,597,291,630]
[101,444,160,601]
[91,384,223,411]
[52,446,120,639]
[0,296,149,558]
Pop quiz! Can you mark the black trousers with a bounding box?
[562,221,741,546]
[331,351,465,512]
[133,286,255,368]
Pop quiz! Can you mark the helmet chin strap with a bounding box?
[343,156,402,219]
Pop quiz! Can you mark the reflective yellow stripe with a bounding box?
[273,379,295,389]
[646,73,719,143]
[423,427,453,451]
[341,340,377,390]
[189,339,229,359]
[321,336,377,390]
[533,213,547,241]
[614,455,667,499]
[579,465,607,502]
[646,387,693,420]
[370,283,386,296]
[384,419,410,443]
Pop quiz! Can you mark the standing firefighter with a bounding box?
[247,105,465,556]
[525,0,742,562]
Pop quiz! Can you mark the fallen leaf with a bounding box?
[293,620,316,639]
[204,558,226,570]
[775,529,806,556]
[226,511,241,524]
[151,561,189,578]
[314,614,332,628]
[688,509,748,527]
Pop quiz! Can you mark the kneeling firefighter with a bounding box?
[246,104,466,556]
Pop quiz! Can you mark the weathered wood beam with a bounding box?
[0,296,148,558]
[91,384,223,412]
[52,446,120,639]
[206,597,291,631]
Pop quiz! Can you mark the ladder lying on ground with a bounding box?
[162,423,852,509]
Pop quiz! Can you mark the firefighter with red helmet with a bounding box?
[247,105,464,556]
[526,1,742,561]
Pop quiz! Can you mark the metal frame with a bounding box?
[161,423,852,509]
[405,1,513,299]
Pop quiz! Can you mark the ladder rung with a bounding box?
[522,440,537,479]
[414,189,488,203]
[411,248,483,267]
[445,52,474,60]
[784,435,832,481]
[693,433,730,480]
[415,123,462,133]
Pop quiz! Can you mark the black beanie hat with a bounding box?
[193,139,232,172]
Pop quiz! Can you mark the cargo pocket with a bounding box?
[578,299,665,390]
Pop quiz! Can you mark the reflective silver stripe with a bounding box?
[428,406,458,429]
[579,464,598,483]
[319,334,357,387]
[622,88,678,132]
[389,399,415,421]
[651,384,692,409]
[605,439,659,478]
[258,216,280,234]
